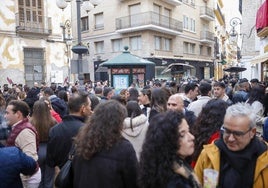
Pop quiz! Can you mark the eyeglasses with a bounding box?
[221,126,252,138]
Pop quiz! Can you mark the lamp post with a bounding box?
[60,20,72,82]
[229,17,242,45]
[56,0,102,86]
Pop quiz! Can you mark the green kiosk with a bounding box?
[100,46,155,90]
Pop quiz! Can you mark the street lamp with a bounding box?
[229,17,242,45]
[56,0,102,86]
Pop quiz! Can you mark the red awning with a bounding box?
[256,0,268,30]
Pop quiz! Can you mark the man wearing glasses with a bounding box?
[194,103,268,188]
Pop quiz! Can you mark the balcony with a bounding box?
[15,13,52,36]
[200,7,215,21]
[200,31,214,44]
[160,0,182,6]
[116,12,183,36]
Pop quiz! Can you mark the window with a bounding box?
[95,41,104,54]
[155,36,161,50]
[190,43,195,54]
[183,15,188,30]
[81,16,89,31]
[130,36,141,50]
[163,38,171,51]
[207,47,212,56]
[200,45,203,55]
[19,0,43,23]
[112,39,123,52]
[95,13,104,30]
[155,36,171,51]
[190,18,195,32]
[190,0,195,6]
[183,15,195,32]
[183,42,195,54]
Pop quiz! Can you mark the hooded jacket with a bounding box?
[194,142,268,188]
[122,114,148,160]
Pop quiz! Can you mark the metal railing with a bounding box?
[200,31,215,41]
[200,6,215,19]
[116,11,183,32]
[15,13,52,35]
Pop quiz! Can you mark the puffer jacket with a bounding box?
[194,143,268,188]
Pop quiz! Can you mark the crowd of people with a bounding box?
[0,77,267,188]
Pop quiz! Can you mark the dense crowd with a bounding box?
[0,77,268,188]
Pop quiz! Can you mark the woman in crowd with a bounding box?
[138,111,201,188]
[30,100,58,188]
[72,100,138,188]
[191,99,228,167]
[128,87,139,102]
[246,85,267,136]
[148,88,168,122]
[122,101,149,160]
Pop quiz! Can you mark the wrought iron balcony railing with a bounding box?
[116,11,183,35]
[15,13,52,36]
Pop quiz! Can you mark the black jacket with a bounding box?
[46,115,85,168]
[72,138,138,188]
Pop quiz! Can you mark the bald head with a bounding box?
[167,94,184,112]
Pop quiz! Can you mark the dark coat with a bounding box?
[46,115,85,168]
[72,138,138,188]
[0,146,37,188]
[167,174,197,188]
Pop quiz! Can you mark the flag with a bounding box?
[256,0,268,30]
[6,77,13,84]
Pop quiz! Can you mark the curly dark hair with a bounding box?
[138,111,184,188]
[191,99,228,162]
[74,100,127,160]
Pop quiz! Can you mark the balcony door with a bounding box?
[18,0,43,32]
[129,4,141,27]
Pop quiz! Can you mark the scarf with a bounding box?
[173,158,202,188]
[215,137,266,188]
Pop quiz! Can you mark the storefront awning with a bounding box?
[250,53,268,65]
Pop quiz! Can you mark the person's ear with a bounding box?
[251,127,256,138]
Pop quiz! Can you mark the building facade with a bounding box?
[0,0,71,87]
[76,0,216,83]
[0,0,218,87]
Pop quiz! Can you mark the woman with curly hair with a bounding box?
[138,111,201,188]
[191,99,228,167]
[73,100,138,188]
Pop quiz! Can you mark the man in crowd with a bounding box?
[43,87,68,118]
[5,100,40,187]
[167,93,196,127]
[194,103,268,187]
[232,78,250,103]
[0,146,38,187]
[46,92,92,169]
[181,82,199,107]
[188,81,212,117]
[99,87,114,103]
[213,81,233,105]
